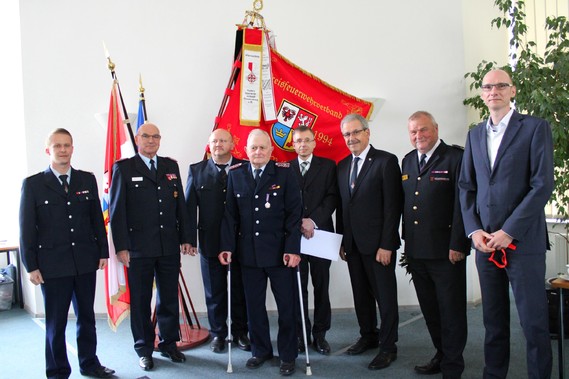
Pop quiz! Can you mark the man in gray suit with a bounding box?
[459,69,553,379]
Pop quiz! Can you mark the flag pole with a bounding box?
[104,43,137,152]
[139,73,148,122]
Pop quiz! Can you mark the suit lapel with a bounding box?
[256,161,274,193]
[43,167,67,197]
[68,168,82,194]
[493,111,523,172]
[420,142,445,174]
[206,159,219,183]
[134,155,156,182]
[303,157,319,188]
[476,122,492,174]
[352,149,375,196]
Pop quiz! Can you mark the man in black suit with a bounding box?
[401,111,470,378]
[459,69,553,378]
[219,129,302,376]
[336,113,403,370]
[20,128,115,379]
[289,125,338,355]
[185,128,250,353]
[109,123,193,371]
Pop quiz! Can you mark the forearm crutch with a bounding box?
[226,253,233,373]
[296,265,312,375]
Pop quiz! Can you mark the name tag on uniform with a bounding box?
[132,177,143,182]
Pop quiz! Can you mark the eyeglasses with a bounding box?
[481,83,513,92]
[293,138,314,144]
[140,134,161,140]
[342,129,366,138]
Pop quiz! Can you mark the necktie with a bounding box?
[254,168,262,185]
[419,154,427,170]
[216,163,228,186]
[300,161,309,176]
[149,159,157,179]
[349,157,360,195]
[59,174,69,193]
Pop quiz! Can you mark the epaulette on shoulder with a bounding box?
[404,150,416,158]
[115,157,129,163]
[275,162,290,168]
[229,162,243,170]
[163,156,178,162]
[451,144,465,151]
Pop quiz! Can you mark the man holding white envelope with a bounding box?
[289,125,339,355]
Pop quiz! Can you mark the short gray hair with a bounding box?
[340,113,369,130]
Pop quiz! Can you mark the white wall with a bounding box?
[15,0,510,315]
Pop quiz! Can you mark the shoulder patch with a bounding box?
[275,162,290,168]
[229,162,243,170]
[451,144,464,151]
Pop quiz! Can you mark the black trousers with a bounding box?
[345,242,398,353]
[409,257,467,378]
[128,254,181,357]
[41,272,100,379]
[241,265,298,362]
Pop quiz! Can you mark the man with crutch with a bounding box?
[219,129,302,376]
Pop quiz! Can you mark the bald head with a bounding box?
[136,122,161,158]
[209,128,235,163]
[246,129,273,168]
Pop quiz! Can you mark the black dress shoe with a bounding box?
[160,348,186,362]
[233,334,251,351]
[210,336,226,353]
[279,361,296,376]
[139,356,154,371]
[346,337,379,355]
[80,365,115,378]
[414,356,442,375]
[297,337,306,353]
[246,355,273,369]
[368,351,397,370]
[312,336,331,355]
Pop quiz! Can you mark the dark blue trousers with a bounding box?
[41,272,100,379]
[409,257,467,378]
[241,265,298,362]
[476,251,552,379]
[128,254,181,357]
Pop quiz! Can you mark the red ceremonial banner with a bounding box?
[216,48,373,163]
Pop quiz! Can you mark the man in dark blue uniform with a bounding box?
[401,111,470,378]
[109,123,193,371]
[289,125,338,355]
[185,128,250,353]
[20,128,115,379]
[219,129,302,376]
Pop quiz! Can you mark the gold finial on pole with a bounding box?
[103,41,115,73]
[139,73,145,94]
[239,0,267,29]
